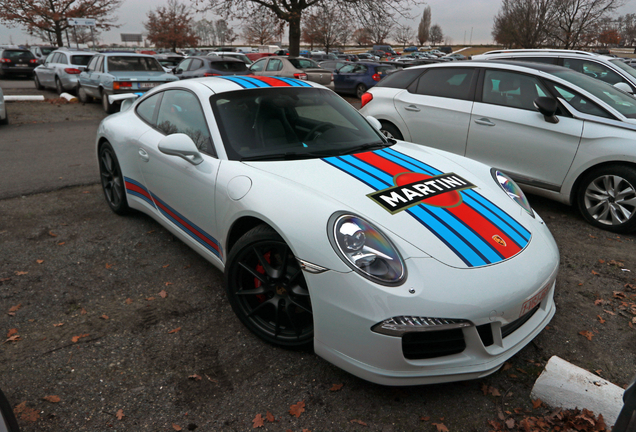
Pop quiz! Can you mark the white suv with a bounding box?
[472,49,636,94]
[359,61,636,233]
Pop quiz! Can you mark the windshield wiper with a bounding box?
[339,140,395,156]
[240,152,324,161]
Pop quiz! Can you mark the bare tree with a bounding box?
[492,0,553,48]
[359,8,394,44]
[195,19,217,46]
[352,27,373,46]
[429,23,443,45]
[0,0,121,47]
[394,24,413,49]
[417,6,431,45]
[242,7,279,45]
[145,0,199,51]
[549,0,623,49]
[193,0,422,56]
[617,13,636,46]
[302,3,346,53]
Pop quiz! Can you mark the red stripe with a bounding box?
[153,200,220,253]
[249,75,291,87]
[356,152,521,259]
[126,182,152,200]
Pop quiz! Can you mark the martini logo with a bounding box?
[492,235,507,247]
[367,172,476,214]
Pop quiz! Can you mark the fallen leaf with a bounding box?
[4,335,21,343]
[350,419,368,426]
[289,400,305,418]
[183,264,191,269]
[330,383,344,392]
[116,409,124,420]
[490,387,502,397]
[591,270,599,276]
[502,362,512,371]
[43,395,60,403]
[9,304,21,312]
[80,308,87,315]
[105,263,113,269]
[252,413,264,428]
[505,418,515,429]
[614,291,627,299]
[597,315,606,324]
[14,271,28,276]
[162,264,170,268]
[508,374,518,378]
[165,282,173,286]
[532,398,543,409]
[36,260,44,264]
[266,411,275,422]
[604,309,616,316]
[420,416,430,421]
[7,328,18,338]
[14,401,39,422]
[0,277,11,283]
[589,234,597,238]
[598,259,605,264]
[57,242,65,245]
[100,315,109,320]
[48,231,57,237]
[147,230,155,234]
[82,190,91,194]
[481,383,489,395]
[125,298,133,304]
[579,330,594,341]
[594,299,604,306]
[146,297,155,301]
[188,374,202,381]
[53,322,64,327]
[432,423,449,432]
[168,327,182,334]
[159,290,168,298]
[71,333,89,343]
[172,424,182,431]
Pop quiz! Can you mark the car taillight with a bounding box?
[372,73,381,81]
[360,92,373,108]
[113,81,132,90]
[29,59,38,64]
[64,68,81,74]
[293,73,308,80]
[331,73,334,82]
[0,58,10,63]
[204,73,220,77]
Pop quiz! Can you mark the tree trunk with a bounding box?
[288,14,301,56]
[55,22,64,47]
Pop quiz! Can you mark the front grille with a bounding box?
[477,323,494,347]
[402,328,466,360]
[502,305,540,339]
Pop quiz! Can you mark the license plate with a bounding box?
[16,64,28,67]
[519,282,552,317]
[139,83,157,88]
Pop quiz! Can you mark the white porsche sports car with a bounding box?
[96,76,559,385]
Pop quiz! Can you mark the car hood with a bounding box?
[245,142,534,269]
[107,71,177,81]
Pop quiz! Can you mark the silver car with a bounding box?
[249,56,332,85]
[34,48,96,94]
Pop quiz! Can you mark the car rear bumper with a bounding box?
[1,66,35,75]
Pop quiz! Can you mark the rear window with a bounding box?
[288,58,319,69]
[211,61,247,72]
[3,50,35,60]
[375,68,424,89]
[71,55,93,66]
[375,66,396,75]
[107,56,163,72]
[41,47,55,56]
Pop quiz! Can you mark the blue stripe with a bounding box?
[219,76,257,88]
[124,176,150,191]
[274,76,312,87]
[156,206,221,258]
[126,190,155,207]
[464,190,531,242]
[235,76,271,88]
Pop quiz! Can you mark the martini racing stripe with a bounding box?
[354,152,522,259]
[123,177,222,258]
[381,147,531,245]
[219,75,311,88]
[324,156,488,267]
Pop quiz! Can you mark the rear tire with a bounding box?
[380,122,403,140]
[98,141,130,215]
[356,83,367,99]
[34,74,43,90]
[55,77,64,95]
[102,90,116,114]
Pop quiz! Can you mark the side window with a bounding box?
[189,59,203,70]
[482,70,550,111]
[136,92,163,125]
[95,56,104,73]
[44,53,55,65]
[57,54,68,65]
[513,56,558,65]
[250,59,267,72]
[339,64,356,73]
[266,59,282,71]
[176,58,191,72]
[550,83,613,119]
[562,58,627,86]
[414,68,477,101]
[353,65,368,74]
[156,90,215,156]
[86,55,99,71]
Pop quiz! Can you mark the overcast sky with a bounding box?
[1,0,636,47]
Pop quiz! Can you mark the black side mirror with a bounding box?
[614,377,636,432]
[175,69,182,74]
[534,97,559,124]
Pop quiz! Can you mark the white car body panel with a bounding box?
[96,76,560,385]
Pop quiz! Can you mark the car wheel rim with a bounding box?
[381,129,395,139]
[231,241,312,343]
[102,95,108,111]
[356,86,365,98]
[99,148,123,208]
[584,174,636,226]
[56,80,62,94]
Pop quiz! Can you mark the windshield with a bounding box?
[158,59,181,67]
[222,54,252,64]
[210,87,387,161]
[288,58,319,69]
[609,59,636,80]
[107,56,163,72]
[71,55,93,66]
[210,61,247,72]
[548,69,636,119]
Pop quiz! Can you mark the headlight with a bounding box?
[329,213,406,286]
[491,169,534,218]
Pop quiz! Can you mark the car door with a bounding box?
[249,58,268,76]
[135,89,222,261]
[88,56,105,97]
[465,69,583,189]
[186,58,205,79]
[334,63,357,91]
[394,67,478,156]
[38,53,57,87]
[560,57,635,92]
[265,58,283,77]
[79,55,100,97]
[173,58,192,80]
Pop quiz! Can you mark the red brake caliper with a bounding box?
[254,251,271,303]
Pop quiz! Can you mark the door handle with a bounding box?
[138,148,149,162]
[474,118,495,126]
[404,105,420,112]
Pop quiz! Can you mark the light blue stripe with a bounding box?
[127,190,154,207]
[158,208,221,258]
[464,190,531,241]
[219,76,257,88]
[382,148,443,175]
[236,76,271,88]
[274,76,312,87]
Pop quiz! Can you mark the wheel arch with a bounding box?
[569,161,636,205]
[226,216,276,256]
[378,119,405,139]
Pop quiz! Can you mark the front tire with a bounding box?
[356,83,367,99]
[102,90,115,114]
[34,74,43,90]
[55,77,64,95]
[98,142,130,215]
[78,84,92,103]
[577,165,636,233]
[380,122,403,140]
[225,225,313,348]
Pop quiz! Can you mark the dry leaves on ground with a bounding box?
[116,409,124,420]
[252,414,264,428]
[172,424,182,431]
[330,383,344,392]
[432,422,449,432]
[43,395,61,403]
[159,290,168,298]
[579,330,594,341]
[14,401,39,422]
[188,374,202,381]
[289,400,306,418]
[7,328,18,338]
[168,327,181,334]
[125,298,133,304]
[71,334,89,343]
[14,271,28,276]
[350,419,368,426]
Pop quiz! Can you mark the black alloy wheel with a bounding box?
[225,225,313,348]
[98,142,130,215]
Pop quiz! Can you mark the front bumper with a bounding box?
[307,222,559,386]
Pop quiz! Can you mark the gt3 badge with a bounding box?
[367,172,476,214]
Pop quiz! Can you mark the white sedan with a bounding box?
[360,61,636,233]
[96,76,559,385]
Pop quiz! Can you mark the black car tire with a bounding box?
[77,84,92,103]
[380,122,404,140]
[98,141,130,215]
[356,83,367,99]
[102,90,116,114]
[577,165,636,233]
[55,77,64,95]
[34,73,43,90]
[0,109,7,126]
[225,225,313,349]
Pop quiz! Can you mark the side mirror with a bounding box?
[175,68,182,74]
[84,68,90,73]
[158,133,203,165]
[366,115,382,132]
[534,97,559,124]
[334,69,340,74]
[614,82,634,95]
[0,387,20,432]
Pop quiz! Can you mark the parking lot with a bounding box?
[1,77,635,431]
